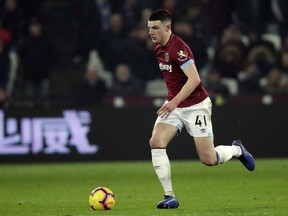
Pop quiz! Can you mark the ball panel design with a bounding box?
[89,187,115,211]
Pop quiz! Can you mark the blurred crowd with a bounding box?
[1,0,288,108]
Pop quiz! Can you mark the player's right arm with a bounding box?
[157,63,200,118]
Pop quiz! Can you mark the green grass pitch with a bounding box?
[1,159,287,216]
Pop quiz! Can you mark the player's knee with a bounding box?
[200,157,218,166]
[149,137,164,148]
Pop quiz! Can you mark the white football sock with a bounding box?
[151,149,174,196]
[215,145,242,164]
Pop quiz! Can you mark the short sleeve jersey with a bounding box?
[154,34,208,108]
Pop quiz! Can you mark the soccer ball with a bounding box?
[89,187,115,210]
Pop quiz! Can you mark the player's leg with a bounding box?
[193,137,241,166]
[193,137,217,166]
[182,98,255,170]
[150,123,178,195]
[194,137,255,171]
[150,122,180,208]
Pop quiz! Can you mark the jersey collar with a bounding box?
[162,33,173,48]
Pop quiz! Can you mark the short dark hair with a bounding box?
[148,9,171,22]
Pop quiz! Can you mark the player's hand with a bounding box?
[157,100,177,118]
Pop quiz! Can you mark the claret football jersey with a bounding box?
[154,34,208,107]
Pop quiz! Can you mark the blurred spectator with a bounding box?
[87,49,113,87]
[204,68,230,105]
[95,0,112,31]
[102,13,128,71]
[173,19,208,71]
[233,0,272,33]
[125,24,159,82]
[73,63,108,107]
[237,61,261,94]
[0,25,18,97]
[0,87,12,109]
[140,0,161,9]
[271,0,288,42]
[0,0,25,50]
[247,45,275,76]
[69,0,103,64]
[162,0,177,14]
[0,28,11,89]
[279,49,288,74]
[18,0,43,23]
[139,7,153,25]
[282,34,288,52]
[117,0,142,32]
[109,63,144,96]
[19,18,54,106]
[213,26,247,78]
[260,66,288,94]
[199,0,233,47]
[181,2,209,40]
[246,29,275,53]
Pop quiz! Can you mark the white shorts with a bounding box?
[154,97,214,137]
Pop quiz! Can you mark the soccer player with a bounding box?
[147,9,255,209]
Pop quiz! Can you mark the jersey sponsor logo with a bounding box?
[159,63,172,72]
[177,50,188,61]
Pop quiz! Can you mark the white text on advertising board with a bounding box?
[0,110,99,155]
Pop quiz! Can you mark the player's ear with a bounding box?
[166,23,171,32]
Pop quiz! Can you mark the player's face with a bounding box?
[148,20,170,46]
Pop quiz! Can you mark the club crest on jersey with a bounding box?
[177,50,188,61]
[164,52,170,62]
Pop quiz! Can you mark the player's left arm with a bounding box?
[171,63,200,105]
[157,63,200,118]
